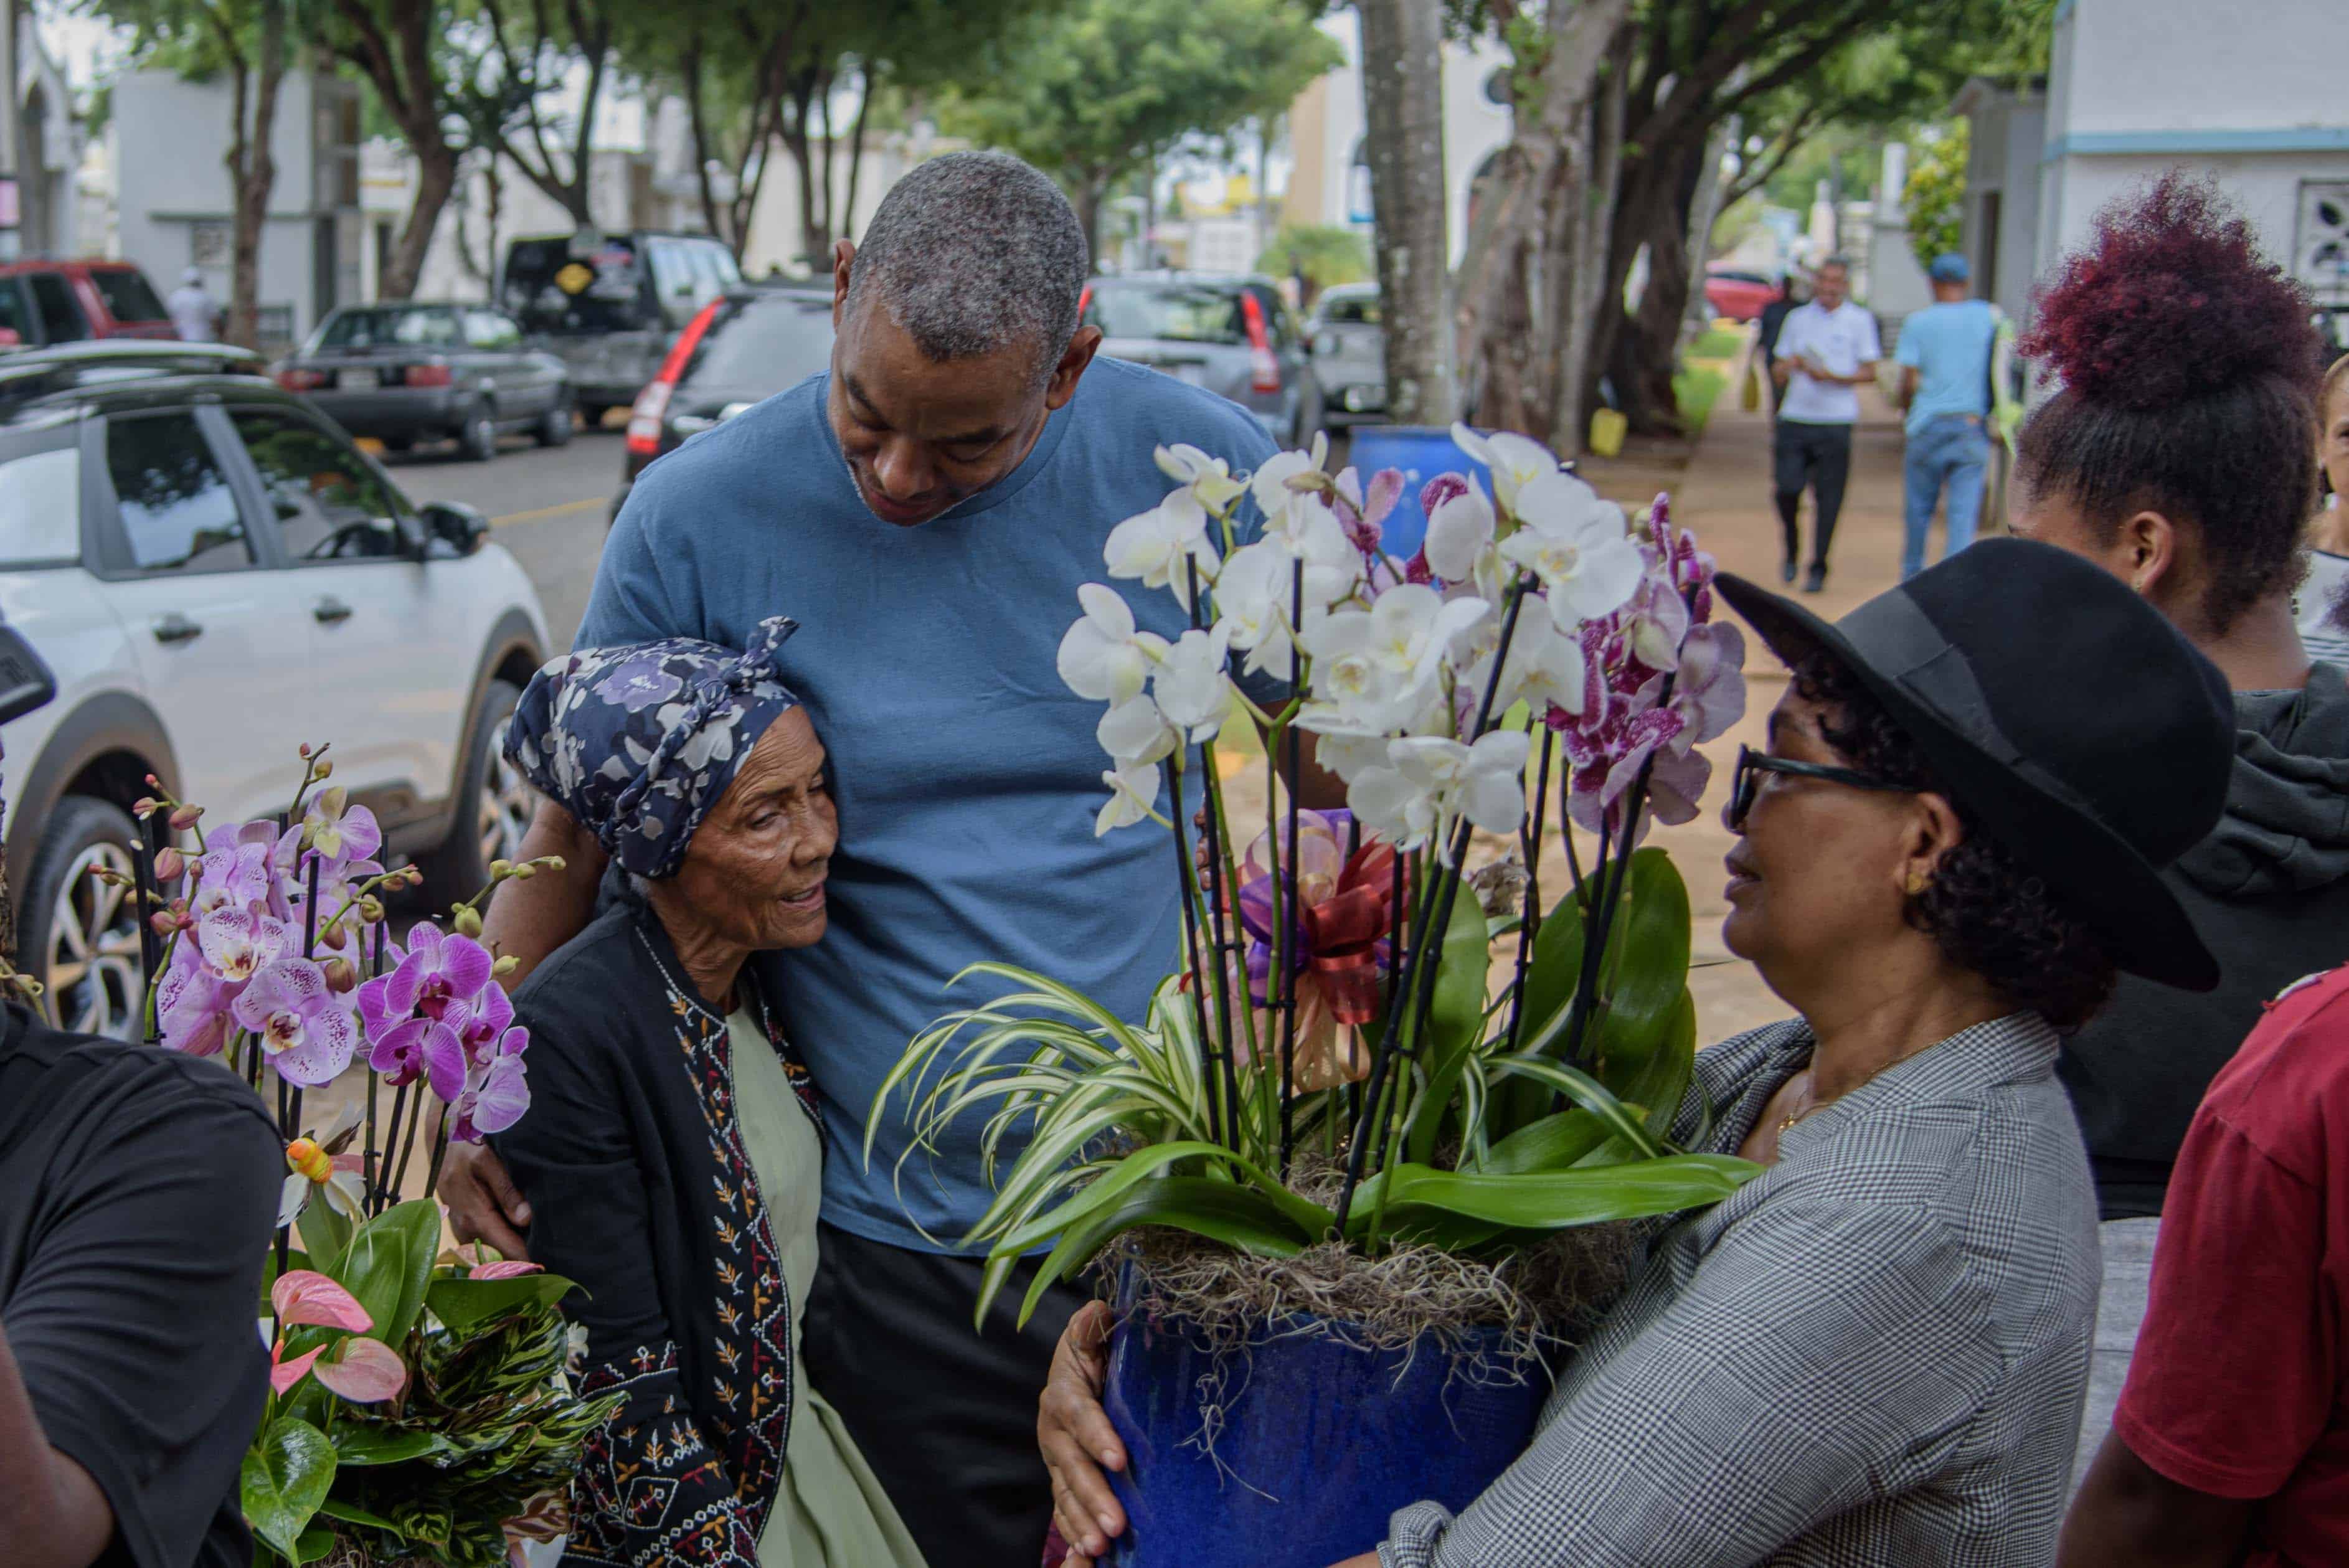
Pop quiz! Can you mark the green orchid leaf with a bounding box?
[316,1495,407,1531]
[993,1141,1333,1257]
[240,1416,336,1561]
[1580,849,1692,1092]
[295,1200,353,1277]
[1345,1155,1761,1241]
[1489,1055,1664,1159]
[337,1200,438,1350]
[1475,1107,1615,1176]
[425,1274,574,1334]
[984,1176,1313,1326]
[1402,890,1493,1164]
[326,1426,453,1466]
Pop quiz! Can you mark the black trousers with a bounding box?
[801,1221,1089,1568]
[1772,419,1855,569]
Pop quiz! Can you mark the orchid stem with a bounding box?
[1166,758,1225,1151]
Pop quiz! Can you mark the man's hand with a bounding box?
[1039,1301,1125,1566]
[437,1139,532,1261]
[482,798,607,993]
[0,1322,113,1568]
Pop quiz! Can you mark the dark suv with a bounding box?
[0,262,178,347]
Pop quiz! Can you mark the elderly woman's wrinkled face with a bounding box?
[1721,687,1927,997]
[667,707,837,952]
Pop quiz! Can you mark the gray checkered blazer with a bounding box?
[1382,1013,2099,1567]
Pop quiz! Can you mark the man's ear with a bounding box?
[1044,327,1105,413]
[831,240,856,326]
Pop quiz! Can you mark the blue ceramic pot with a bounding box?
[1100,1282,1544,1567]
[1342,425,1496,563]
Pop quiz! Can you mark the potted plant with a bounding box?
[874,433,1764,1565]
[91,749,619,1567]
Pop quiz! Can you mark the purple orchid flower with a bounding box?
[367,1015,466,1100]
[156,941,233,1057]
[448,984,519,1068]
[230,958,358,1087]
[196,905,293,984]
[366,920,495,1025]
[1331,466,1405,559]
[1664,623,1747,749]
[354,935,414,1036]
[450,1054,531,1143]
[190,823,278,919]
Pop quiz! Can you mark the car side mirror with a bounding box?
[418,500,490,559]
[0,624,57,724]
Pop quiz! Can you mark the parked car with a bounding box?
[0,261,179,347]
[1307,283,1387,428]
[1080,273,1321,447]
[614,284,834,521]
[1703,265,1782,324]
[0,341,552,1037]
[499,231,742,427]
[275,302,573,461]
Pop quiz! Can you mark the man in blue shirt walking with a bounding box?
[1894,253,2002,580]
[437,151,1340,1566]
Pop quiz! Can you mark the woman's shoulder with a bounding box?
[511,904,659,1034]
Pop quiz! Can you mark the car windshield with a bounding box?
[90,270,168,323]
[1321,294,1380,326]
[316,308,461,349]
[501,237,652,333]
[686,295,836,390]
[1087,285,1245,345]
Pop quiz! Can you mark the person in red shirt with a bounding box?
[2061,963,2349,1566]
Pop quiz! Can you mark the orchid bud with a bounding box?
[144,773,161,789]
[169,803,204,830]
[543,856,567,872]
[133,796,158,818]
[313,758,333,780]
[492,955,519,978]
[489,859,513,878]
[322,920,348,951]
[510,864,535,881]
[357,895,385,923]
[285,1138,332,1184]
[321,957,357,993]
[152,847,185,881]
[298,742,312,758]
[149,910,177,938]
[454,906,484,938]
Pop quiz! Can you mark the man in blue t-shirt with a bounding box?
[1894,253,2000,580]
[438,151,1340,1567]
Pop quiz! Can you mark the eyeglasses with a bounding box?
[1727,744,1919,829]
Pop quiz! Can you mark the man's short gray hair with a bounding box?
[845,150,1090,382]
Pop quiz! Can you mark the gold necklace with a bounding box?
[1776,1072,1839,1136]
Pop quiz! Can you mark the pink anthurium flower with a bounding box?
[272,1268,374,1332]
[312,1336,408,1404]
[471,1259,543,1280]
[270,1341,324,1396]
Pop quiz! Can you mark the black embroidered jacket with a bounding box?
[497,899,825,1566]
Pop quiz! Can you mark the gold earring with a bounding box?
[1904,869,1929,896]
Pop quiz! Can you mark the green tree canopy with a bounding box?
[1904,118,1968,270]
[936,0,1341,257]
[1256,223,1373,297]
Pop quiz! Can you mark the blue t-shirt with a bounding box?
[1894,299,1998,437]
[579,358,1278,1250]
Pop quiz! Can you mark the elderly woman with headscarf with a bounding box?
[490,618,927,1568]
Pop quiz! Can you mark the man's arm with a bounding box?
[0,1323,112,1568]
[1896,366,1919,412]
[2058,1433,2252,1568]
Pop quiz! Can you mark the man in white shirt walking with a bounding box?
[166,268,220,342]
[1769,256,1880,592]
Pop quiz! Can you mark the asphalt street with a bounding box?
[380,413,631,649]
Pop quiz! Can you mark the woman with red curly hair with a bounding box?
[2013,175,2349,1565]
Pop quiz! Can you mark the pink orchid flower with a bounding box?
[273,1268,374,1331]
[196,905,293,984]
[450,1053,531,1143]
[368,1016,467,1100]
[364,920,495,1026]
[156,943,232,1057]
[232,958,358,1087]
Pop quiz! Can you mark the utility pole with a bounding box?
[0,0,19,262]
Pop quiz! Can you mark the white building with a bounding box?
[1282,11,1515,268]
[1957,0,2349,328]
[6,12,84,259]
[113,66,365,350]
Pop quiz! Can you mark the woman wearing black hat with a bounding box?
[1037,539,2236,1568]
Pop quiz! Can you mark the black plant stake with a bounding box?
[1166,758,1224,1149]
[364,920,384,1211]
[1275,557,1307,1176]
[1186,555,1244,1145]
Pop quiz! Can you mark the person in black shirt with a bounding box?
[0,911,280,1567]
[1756,270,1808,418]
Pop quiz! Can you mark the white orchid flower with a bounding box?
[1094,760,1163,837]
[1056,583,1168,704]
[1097,697,1178,767]
[1247,433,1330,524]
[1462,608,1586,719]
[1500,471,1647,632]
[1452,423,1562,514]
[1347,730,1531,856]
[1105,491,1219,608]
[1300,585,1490,735]
[1303,726,1389,783]
[1214,542,1301,679]
[1257,493,1368,606]
[1152,625,1234,739]
[1422,479,1497,582]
[1155,443,1249,513]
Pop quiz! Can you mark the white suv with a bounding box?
[0,343,551,1035]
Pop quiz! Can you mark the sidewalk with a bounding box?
[1573,356,1917,1038]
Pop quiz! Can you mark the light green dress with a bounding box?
[727,1009,930,1568]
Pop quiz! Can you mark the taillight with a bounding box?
[276,367,326,391]
[1078,283,1093,320]
[1239,291,1280,394]
[405,362,453,388]
[627,298,724,457]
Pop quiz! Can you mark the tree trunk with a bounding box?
[223,0,285,352]
[1354,0,1454,425]
[382,138,457,300]
[1553,20,1629,455]
[841,65,873,241]
[1610,138,1706,435]
[1680,116,1734,343]
[680,37,730,248]
[1074,178,1104,268]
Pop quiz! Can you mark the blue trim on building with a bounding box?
[2043,128,2349,164]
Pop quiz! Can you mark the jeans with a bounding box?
[1902,414,1992,580]
[1773,420,1854,570]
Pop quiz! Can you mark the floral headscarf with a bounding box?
[505,616,805,879]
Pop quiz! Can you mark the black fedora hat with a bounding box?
[1715,537,2235,991]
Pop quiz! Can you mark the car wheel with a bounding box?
[535,397,575,448]
[579,402,610,430]
[414,678,529,914]
[461,405,499,463]
[20,796,148,1040]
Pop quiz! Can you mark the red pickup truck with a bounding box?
[0,261,180,347]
